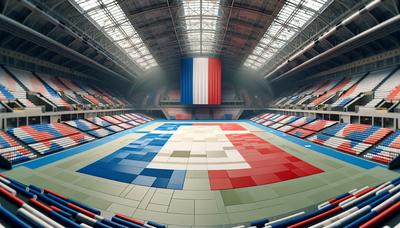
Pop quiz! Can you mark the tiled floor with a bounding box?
[3,121,399,227]
[78,123,322,190]
[79,133,186,189]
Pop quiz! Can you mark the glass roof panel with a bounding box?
[182,0,221,54]
[70,0,157,70]
[244,0,333,70]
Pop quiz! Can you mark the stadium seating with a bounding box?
[37,74,82,105]
[278,116,300,125]
[105,125,125,132]
[365,68,399,107]
[0,113,152,168]
[7,123,81,144]
[58,78,105,107]
[250,113,400,167]
[7,123,95,155]
[240,177,400,228]
[308,76,362,107]
[308,134,372,155]
[117,123,134,129]
[112,115,129,123]
[64,120,101,132]
[101,116,122,125]
[277,125,295,132]
[0,67,36,108]
[331,69,389,108]
[0,174,166,228]
[28,133,95,155]
[364,131,400,166]
[8,68,71,109]
[85,117,112,127]
[288,128,315,138]
[86,128,114,138]
[0,131,36,168]
[127,120,141,126]
[321,123,393,144]
[262,120,275,127]
[268,122,284,129]
[302,120,337,132]
[307,77,344,107]
[288,117,316,127]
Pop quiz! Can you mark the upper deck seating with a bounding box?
[331,70,389,107]
[0,67,35,108]
[8,68,70,108]
[308,76,362,107]
[365,68,399,107]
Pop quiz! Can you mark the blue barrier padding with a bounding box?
[111,216,143,228]
[0,205,32,228]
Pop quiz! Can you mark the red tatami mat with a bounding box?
[208,133,324,190]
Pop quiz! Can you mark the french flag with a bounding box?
[180,57,221,105]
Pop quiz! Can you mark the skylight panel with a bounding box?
[70,0,157,70]
[182,0,221,54]
[244,0,333,70]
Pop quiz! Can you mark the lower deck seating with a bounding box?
[239,177,400,228]
[64,119,100,132]
[0,174,166,228]
[262,120,275,127]
[268,123,284,129]
[106,125,124,132]
[86,128,114,138]
[321,123,393,144]
[277,125,295,132]
[112,115,129,122]
[101,116,122,125]
[7,123,81,144]
[278,116,299,125]
[250,113,400,168]
[288,128,315,138]
[302,120,337,132]
[127,120,141,126]
[28,133,95,155]
[85,117,112,127]
[117,123,134,129]
[0,131,36,168]
[308,134,371,155]
[0,113,153,169]
[363,131,400,166]
[288,117,316,127]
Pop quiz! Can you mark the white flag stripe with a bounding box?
[193,58,208,104]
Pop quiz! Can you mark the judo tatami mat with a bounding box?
[3,120,399,227]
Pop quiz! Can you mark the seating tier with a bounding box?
[87,128,114,138]
[85,117,112,127]
[29,133,95,155]
[321,123,392,144]
[308,134,371,155]
[8,123,80,144]
[65,119,101,132]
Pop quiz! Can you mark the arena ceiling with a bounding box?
[0,0,399,84]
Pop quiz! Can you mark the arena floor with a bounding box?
[3,120,399,227]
